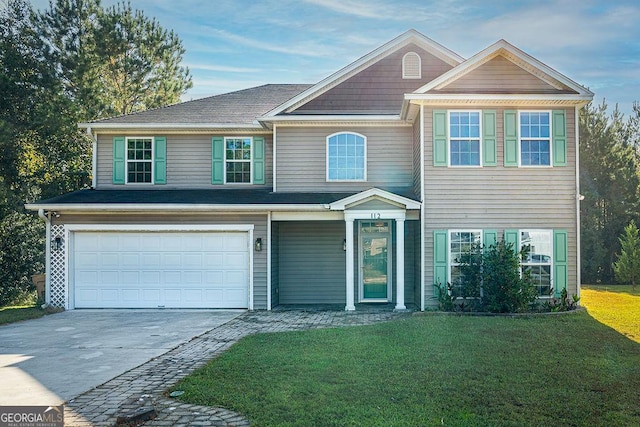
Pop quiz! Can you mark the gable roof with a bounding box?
[260,29,464,119]
[405,39,593,108]
[79,84,311,130]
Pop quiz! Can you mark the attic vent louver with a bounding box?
[402,52,421,79]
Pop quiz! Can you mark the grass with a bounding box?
[582,284,640,343]
[173,310,640,426]
[0,305,46,325]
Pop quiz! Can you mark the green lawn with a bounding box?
[173,311,640,426]
[582,284,640,343]
[0,305,46,325]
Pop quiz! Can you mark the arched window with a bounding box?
[326,132,366,181]
[402,52,421,79]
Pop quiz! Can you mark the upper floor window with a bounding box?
[519,111,551,166]
[225,137,252,183]
[520,230,553,297]
[127,137,153,183]
[402,52,421,79]
[449,111,481,166]
[327,132,366,181]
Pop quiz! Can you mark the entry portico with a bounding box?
[329,189,421,311]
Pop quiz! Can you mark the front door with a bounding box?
[359,221,392,301]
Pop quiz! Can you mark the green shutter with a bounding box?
[253,136,265,184]
[504,229,519,252]
[552,110,567,166]
[212,136,224,185]
[154,136,167,184]
[553,230,568,297]
[113,136,125,185]
[433,110,448,166]
[482,111,497,166]
[433,230,448,296]
[504,110,518,167]
[483,230,497,250]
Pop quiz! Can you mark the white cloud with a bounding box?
[303,0,467,23]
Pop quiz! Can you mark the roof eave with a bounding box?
[405,93,593,107]
[25,203,332,212]
[78,122,266,131]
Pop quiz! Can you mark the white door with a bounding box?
[72,231,249,308]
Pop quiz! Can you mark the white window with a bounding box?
[326,132,366,181]
[449,111,481,166]
[126,137,153,183]
[225,137,252,183]
[402,52,421,79]
[519,111,551,166]
[520,230,553,296]
[449,230,482,294]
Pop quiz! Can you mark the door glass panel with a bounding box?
[363,236,388,299]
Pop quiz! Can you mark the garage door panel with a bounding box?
[73,231,249,308]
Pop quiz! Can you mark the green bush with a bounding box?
[437,239,538,313]
[0,212,44,306]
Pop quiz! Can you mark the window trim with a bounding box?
[402,51,422,79]
[224,136,253,185]
[125,136,154,185]
[326,131,367,182]
[448,229,483,291]
[447,110,483,168]
[519,229,554,298]
[518,110,553,168]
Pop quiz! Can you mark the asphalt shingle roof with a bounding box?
[90,84,312,125]
[33,188,419,206]
[35,189,357,205]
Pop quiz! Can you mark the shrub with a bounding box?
[437,239,539,313]
[481,240,538,313]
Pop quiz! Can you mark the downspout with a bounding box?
[87,127,97,188]
[37,209,51,305]
[420,104,426,311]
[267,211,272,310]
[575,105,582,301]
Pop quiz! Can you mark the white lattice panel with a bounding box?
[50,224,66,307]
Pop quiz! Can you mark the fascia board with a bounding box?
[329,188,421,211]
[405,93,593,103]
[24,203,331,212]
[259,114,402,122]
[78,122,265,130]
[263,30,464,118]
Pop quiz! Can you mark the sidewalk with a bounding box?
[64,309,411,426]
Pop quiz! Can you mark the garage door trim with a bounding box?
[65,224,254,310]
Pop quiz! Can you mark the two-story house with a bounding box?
[27,30,593,311]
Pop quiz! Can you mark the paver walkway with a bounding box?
[64,308,412,426]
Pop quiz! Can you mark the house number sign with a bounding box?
[370,212,381,219]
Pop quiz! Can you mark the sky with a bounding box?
[32,0,639,117]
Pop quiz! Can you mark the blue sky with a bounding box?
[33,0,639,116]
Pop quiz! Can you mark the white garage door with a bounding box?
[73,231,249,308]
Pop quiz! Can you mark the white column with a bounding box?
[395,218,406,310]
[345,218,356,311]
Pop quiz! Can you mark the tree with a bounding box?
[579,101,640,283]
[38,0,192,120]
[613,221,640,290]
[0,0,192,305]
[0,212,44,306]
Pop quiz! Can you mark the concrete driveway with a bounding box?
[0,309,243,406]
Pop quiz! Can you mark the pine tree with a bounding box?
[613,221,640,290]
